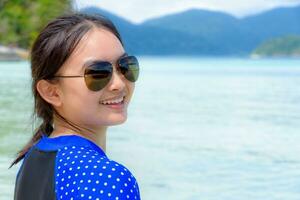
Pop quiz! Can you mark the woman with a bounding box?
[10,12,141,200]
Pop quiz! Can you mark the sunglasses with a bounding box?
[50,55,139,91]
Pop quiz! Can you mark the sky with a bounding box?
[73,0,300,24]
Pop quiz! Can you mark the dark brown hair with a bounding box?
[9,12,124,168]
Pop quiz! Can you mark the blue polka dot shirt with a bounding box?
[14,133,141,200]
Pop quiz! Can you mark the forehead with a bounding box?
[61,28,125,73]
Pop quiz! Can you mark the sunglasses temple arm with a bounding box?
[52,75,85,78]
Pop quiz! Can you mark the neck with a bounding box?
[84,126,107,153]
[50,117,108,153]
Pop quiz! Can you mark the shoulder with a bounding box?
[55,145,141,200]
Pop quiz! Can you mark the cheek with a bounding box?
[60,79,100,118]
[126,82,135,101]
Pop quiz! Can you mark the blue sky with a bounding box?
[73,0,300,23]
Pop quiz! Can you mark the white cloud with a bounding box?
[73,0,300,23]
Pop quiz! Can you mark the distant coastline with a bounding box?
[1,45,297,61]
[0,45,29,61]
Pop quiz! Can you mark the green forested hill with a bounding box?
[0,0,71,49]
[252,35,300,57]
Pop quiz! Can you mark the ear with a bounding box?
[36,79,62,107]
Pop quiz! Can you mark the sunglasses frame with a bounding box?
[50,55,139,91]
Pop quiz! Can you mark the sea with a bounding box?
[1,56,300,200]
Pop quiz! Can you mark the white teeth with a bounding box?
[101,97,124,105]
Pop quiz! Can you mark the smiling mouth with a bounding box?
[99,96,126,110]
[100,100,125,110]
[100,96,125,105]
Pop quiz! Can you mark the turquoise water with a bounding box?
[1,57,300,199]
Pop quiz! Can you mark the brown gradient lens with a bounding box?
[84,62,113,91]
[83,56,139,92]
[118,56,139,82]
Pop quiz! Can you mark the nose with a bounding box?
[108,66,126,91]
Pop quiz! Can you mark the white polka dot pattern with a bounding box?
[55,146,141,199]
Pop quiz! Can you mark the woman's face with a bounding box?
[54,28,135,130]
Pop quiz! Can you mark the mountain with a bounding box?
[141,8,253,54]
[142,9,239,36]
[240,6,300,44]
[80,5,300,56]
[81,7,222,55]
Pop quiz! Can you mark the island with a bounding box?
[251,35,300,58]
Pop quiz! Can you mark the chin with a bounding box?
[104,119,126,127]
[110,120,126,126]
[105,114,128,126]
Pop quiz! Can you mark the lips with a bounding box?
[100,97,125,110]
[101,96,124,105]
